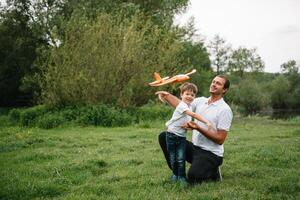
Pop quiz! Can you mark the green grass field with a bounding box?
[0,116,299,200]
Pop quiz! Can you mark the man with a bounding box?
[156,75,233,183]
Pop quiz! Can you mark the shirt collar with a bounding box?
[205,97,224,106]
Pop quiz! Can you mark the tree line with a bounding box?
[1,0,299,116]
[208,35,300,116]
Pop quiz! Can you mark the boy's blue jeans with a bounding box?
[166,132,186,178]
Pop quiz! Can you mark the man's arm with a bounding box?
[155,91,180,108]
[187,121,227,145]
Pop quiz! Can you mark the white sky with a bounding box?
[175,0,300,73]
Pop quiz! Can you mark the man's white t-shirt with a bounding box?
[191,97,233,157]
[166,101,191,137]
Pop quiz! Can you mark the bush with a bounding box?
[20,105,50,126]
[6,103,176,128]
[0,107,11,115]
[137,102,173,121]
[37,114,64,129]
[60,105,84,121]
[79,105,133,127]
[8,108,22,123]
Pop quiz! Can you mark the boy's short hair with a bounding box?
[180,82,198,94]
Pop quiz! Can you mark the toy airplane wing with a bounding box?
[151,76,179,86]
[148,72,169,86]
[149,69,196,87]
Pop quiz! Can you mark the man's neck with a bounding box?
[208,94,223,104]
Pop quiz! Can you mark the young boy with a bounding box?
[159,82,212,184]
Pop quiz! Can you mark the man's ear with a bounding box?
[222,88,228,94]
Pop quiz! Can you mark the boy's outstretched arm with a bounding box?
[184,110,212,129]
[155,91,180,108]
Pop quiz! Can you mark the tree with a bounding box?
[280,60,300,110]
[270,75,291,109]
[40,13,188,107]
[207,35,231,74]
[281,60,299,74]
[230,78,270,115]
[0,0,190,106]
[55,0,189,26]
[228,47,264,77]
[0,0,46,106]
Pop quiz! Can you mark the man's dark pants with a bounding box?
[159,131,223,183]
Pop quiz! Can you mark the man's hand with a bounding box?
[182,122,193,130]
[182,121,198,130]
[187,121,199,130]
[155,91,169,103]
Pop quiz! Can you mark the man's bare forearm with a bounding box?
[188,122,227,145]
[198,127,227,145]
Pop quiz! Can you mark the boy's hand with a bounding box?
[155,91,169,103]
[187,121,199,130]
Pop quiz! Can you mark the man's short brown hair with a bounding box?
[217,75,230,90]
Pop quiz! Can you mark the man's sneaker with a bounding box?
[216,166,223,181]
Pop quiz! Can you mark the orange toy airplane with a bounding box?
[149,69,197,87]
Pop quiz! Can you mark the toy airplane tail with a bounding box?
[154,72,162,82]
[149,72,169,86]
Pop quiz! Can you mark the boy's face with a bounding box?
[181,90,196,105]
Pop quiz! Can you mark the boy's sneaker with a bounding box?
[170,174,178,182]
[178,176,188,187]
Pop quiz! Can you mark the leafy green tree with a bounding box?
[269,75,291,109]
[234,78,270,115]
[0,0,190,107]
[279,60,300,110]
[287,83,300,109]
[228,47,264,77]
[56,0,189,26]
[40,13,187,107]
[280,60,299,74]
[180,41,211,70]
[207,34,231,74]
[0,0,45,106]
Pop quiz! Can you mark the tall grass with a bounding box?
[0,116,299,199]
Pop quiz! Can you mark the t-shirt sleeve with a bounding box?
[217,108,233,131]
[176,102,190,114]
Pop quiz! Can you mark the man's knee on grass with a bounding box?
[187,168,219,183]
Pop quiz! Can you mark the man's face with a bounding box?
[209,76,227,95]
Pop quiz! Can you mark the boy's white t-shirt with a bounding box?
[166,101,191,137]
